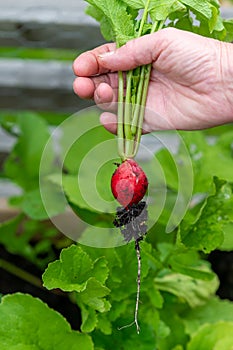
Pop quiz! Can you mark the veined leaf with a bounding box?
[180,0,213,19]
[80,304,98,333]
[78,278,111,312]
[85,0,134,46]
[180,177,233,253]
[86,5,115,41]
[0,293,93,350]
[154,272,218,308]
[170,0,187,13]
[86,4,103,22]
[97,313,112,334]
[223,18,233,42]
[43,245,109,293]
[208,3,219,33]
[169,251,215,281]
[149,0,178,21]
[187,322,233,350]
[122,0,145,9]
[43,244,110,320]
[183,297,233,335]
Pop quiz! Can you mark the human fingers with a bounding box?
[73,77,95,99]
[73,43,116,77]
[96,28,176,71]
[73,72,119,101]
[94,86,119,112]
[100,112,117,134]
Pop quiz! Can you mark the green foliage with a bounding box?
[86,0,233,42]
[180,177,233,253]
[183,297,233,335]
[42,241,221,348]
[187,322,233,350]
[85,0,135,46]
[1,111,233,349]
[154,271,218,308]
[0,293,93,350]
[3,112,52,190]
[0,215,57,269]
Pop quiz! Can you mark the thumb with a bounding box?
[97,29,170,71]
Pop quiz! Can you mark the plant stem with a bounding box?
[118,71,125,159]
[0,258,42,289]
[119,0,152,160]
[134,63,151,152]
[124,71,134,156]
[138,0,151,37]
[117,9,164,159]
[130,65,146,136]
[133,20,165,155]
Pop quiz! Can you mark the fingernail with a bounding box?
[98,51,115,59]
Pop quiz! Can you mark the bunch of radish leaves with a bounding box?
[85,0,233,159]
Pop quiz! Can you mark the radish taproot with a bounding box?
[111,159,148,208]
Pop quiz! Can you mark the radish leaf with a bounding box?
[85,0,135,46]
[0,293,93,350]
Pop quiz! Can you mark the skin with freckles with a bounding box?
[73,28,233,133]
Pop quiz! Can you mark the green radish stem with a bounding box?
[117,71,125,159]
[117,0,152,159]
[133,21,165,155]
[117,2,165,160]
[131,20,162,136]
[127,20,165,158]
[130,64,147,136]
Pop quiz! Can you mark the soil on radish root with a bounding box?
[113,201,148,242]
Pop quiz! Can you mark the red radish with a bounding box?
[111,159,148,208]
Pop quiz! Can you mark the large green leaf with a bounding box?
[187,321,233,350]
[180,177,233,253]
[183,297,233,335]
[154,271,218,308]
[169,250,215,281]
[150,0,185,22]
[0,293,93,350]
[43,245,111,332]
[224,18,233,42]
[85,0,134,46]
[180,0,213,19]
[122,0,146,9]
[43,245,109,292]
